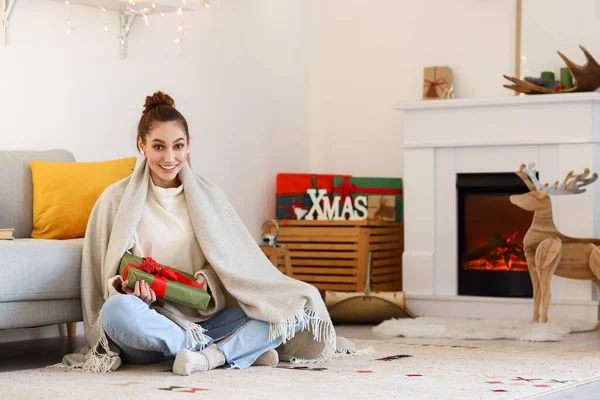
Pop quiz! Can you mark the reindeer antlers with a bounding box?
[504,45,600,95]
[516,163,542,192]
[545,168,598,195]
[515,163,598,195]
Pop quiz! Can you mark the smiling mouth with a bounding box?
[160,164,178,172]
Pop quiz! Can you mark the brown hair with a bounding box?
[137,91,190,152]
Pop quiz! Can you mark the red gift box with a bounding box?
[276,173,350,220]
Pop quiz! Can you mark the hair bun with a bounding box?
[143,91,175,114]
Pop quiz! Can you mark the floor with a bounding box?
[1,325,599,398]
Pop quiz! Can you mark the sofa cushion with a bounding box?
[30,157,136,239]
[0,238,83,302]
[0,150,75,239]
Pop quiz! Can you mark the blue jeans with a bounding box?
[100,294,292,369]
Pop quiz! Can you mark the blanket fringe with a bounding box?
[48,315,119,373]
[333,345,376,359]
[183,320,209,349]
[269,307,336,364]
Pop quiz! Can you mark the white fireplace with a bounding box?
[395,92,600,323]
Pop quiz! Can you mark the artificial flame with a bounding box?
[463,232,528,271]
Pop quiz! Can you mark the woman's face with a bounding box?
[139,121,190,188]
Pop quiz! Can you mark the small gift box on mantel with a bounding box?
[423,66,453,100]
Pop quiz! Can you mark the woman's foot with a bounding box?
[173,344,225,376]
[252,349,279,366]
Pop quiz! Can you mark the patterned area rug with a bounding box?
[1,339,599,399]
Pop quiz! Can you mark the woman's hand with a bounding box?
[196,274,207,290]
[121,279,156,305]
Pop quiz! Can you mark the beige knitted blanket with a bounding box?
[60,159,347,372]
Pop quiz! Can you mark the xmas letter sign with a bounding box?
[303,189,367,220]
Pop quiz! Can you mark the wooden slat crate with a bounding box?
[264,220,403,292]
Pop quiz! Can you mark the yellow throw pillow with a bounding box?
[30,157,137,239]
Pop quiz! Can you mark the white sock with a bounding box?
[252,349,279,366]
[173,344,225,376]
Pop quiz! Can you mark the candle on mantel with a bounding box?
[560,67,574,89]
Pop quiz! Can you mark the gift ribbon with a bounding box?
[276,197,309,220]
[123,257,205,298]
[333,177,403,204]
[423,67,448,97]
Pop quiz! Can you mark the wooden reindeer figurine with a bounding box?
[510,163,600,323]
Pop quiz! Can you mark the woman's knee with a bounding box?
[100,294,143,330]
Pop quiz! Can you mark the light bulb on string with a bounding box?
[65,0,74,35]
[141,9,149,26]
[176,7,184,57]
[100,5,108,32]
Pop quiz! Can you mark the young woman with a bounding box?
[61,91,340,375]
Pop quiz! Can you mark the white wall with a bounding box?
[0,0,311,235]
[310,0,517,177]
[0,0,311,342]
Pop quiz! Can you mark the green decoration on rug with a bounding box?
[118,252,211,311]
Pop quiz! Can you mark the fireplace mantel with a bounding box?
[395,92,600,323]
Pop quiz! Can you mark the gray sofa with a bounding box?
[0,150,83,330]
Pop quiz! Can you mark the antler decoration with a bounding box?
[504,45,600,95]
[516,163,598,195]
[516,163,543,191]
[544,168,598,195]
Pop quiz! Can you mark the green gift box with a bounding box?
[118,253,211,311]
[331,176,404,221]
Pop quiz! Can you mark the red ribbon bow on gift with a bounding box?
[332,177,357,205]
[124,257,205,298]
[423,67,448,98]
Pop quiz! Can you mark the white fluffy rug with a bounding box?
[2,338,600,399]
[373,317,598,341]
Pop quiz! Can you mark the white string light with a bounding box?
[65,1,74,35]
[99,5,108,32]
[89,0,214,58]
[141,8,149,26]
[176,1,184,56]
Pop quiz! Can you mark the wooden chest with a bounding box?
[264,220,403,292]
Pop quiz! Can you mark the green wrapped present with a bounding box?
[118,253,211,311]
[331,176,404,221]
